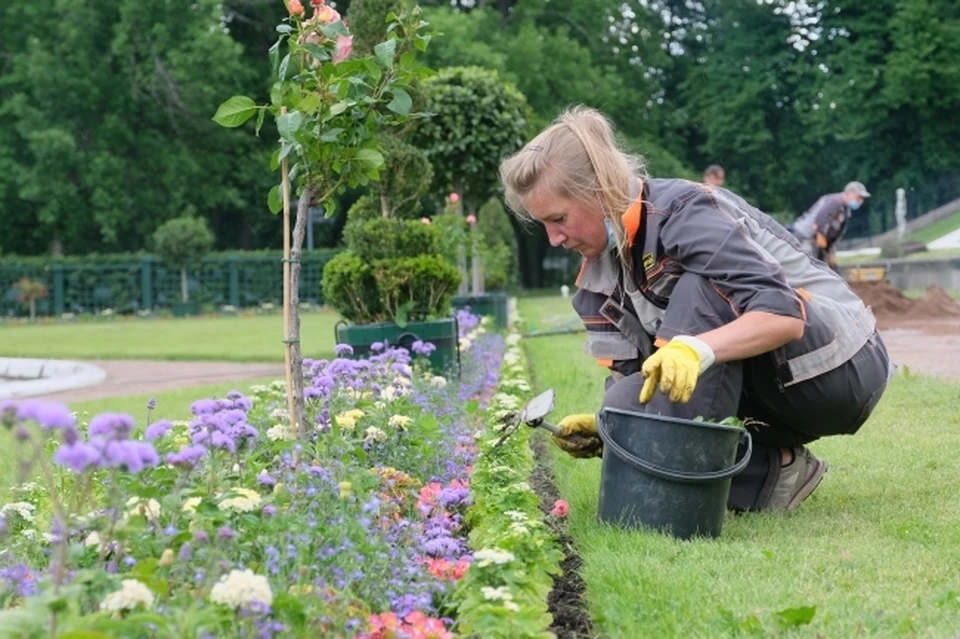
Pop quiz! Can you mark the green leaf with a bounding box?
[775,605,817,627]
[276,111,303,141]
[387,88,412,115]
[299,93,321,115]
[212,96,257,128]
[355,148,384,167]
[279,53,291,81]
[268,185,283,214]
[320,127,344,142]
[276,24,293,34]
[269,40,281,76]
[58,632,116,639]
[255,108,266,136]
[374,39,397,69]
[329,101,352,117]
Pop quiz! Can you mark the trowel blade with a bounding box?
[519,388,555,424]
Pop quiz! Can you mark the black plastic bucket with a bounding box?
[596,407,752,540]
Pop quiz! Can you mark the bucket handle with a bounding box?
[598,418,752,484]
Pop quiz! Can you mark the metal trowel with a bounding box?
[493,388,584,447]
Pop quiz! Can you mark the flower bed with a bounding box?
[0,308,565,638]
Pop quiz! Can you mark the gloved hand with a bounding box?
[815,232,828,249]
[551,414,603,459]
[639,335,715,404]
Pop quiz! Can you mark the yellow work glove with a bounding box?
[815,232,828,249]
[552,414,603,459]
[639,335,716,404]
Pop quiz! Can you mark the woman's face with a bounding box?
[523,188,608,260]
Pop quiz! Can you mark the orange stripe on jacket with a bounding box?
[621,193,644,247]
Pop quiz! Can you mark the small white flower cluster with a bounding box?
[1,502,36,523]
[218,488,261,513]
[210,569,273,608]
[364,426,388,445]
[428,375,447,389]
[266,423,294,441]
[490,393,521,411]
[459,321,488,353]
[126,497,161,520]
[100,579,155,612]
[182,497,203,514]
[480,585,521,612]
[473,548,515,567]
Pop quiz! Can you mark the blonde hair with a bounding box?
[499,106,647,255]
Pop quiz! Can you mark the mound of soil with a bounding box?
[848,281,960,321]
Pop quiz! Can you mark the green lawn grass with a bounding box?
[906,208,960,244]
[0,310,341,362]
[518,296,960,638]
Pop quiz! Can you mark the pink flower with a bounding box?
[466,214,477,225]
[332,34,353,64]
[550,499,569,518]
[313,2,340,24]
[448,192,460,203]
[420,217,431,224]
[288,0,304,16]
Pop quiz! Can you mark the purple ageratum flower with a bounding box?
[5,399,76,430]
[217,526,235,541]
[166,444,207,468]
[262,505,277,517]
[146,397,157,411]
[178,543,193,562]
[210,431,236,454]
[190,399,219,415]
[144,420,173,441]
[53,442,101,473]
[334,343,354,357]
[88,413,135,439]
[410,340,437,356]
[370,341,385,352]
[0,564,39,597]
[193,530,210,544]
[100,440,160,473]
[256,471,276,488]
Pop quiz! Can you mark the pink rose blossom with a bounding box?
[313,2,340,24]
[466,214,477,225]
[549,499,569,518]
[332,35,353,64]
[420,217,431,224]
[448,192,460,203]
[288,0,304,16]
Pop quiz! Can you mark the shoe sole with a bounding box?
[785,458,829,511]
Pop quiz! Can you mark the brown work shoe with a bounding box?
[766,446,828,511]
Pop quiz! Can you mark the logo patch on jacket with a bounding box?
[642,252,655,270]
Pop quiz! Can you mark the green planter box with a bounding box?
[451,293,509,330]
[335,317,460,377]
[171,301,201,317]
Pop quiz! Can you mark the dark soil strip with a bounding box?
[529,435,595,638]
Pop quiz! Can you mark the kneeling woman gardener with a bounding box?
[499,107,891,512]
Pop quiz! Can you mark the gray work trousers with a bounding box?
[602,273,891,511]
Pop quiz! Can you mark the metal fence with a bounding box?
[0,250,340,318]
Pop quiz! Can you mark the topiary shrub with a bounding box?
[322,217,461,324]
[153,216,215,303]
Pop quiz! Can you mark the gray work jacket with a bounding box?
[792,193,850,249]
[572,178,875,387]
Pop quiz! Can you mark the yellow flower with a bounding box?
[344,409,365,420]
[335,414,356,430]
[159,548,175,567]
[388,415,412,430]
[339,481,352,500]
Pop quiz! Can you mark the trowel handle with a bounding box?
[533,420,589,444]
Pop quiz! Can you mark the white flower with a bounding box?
[266,423,294,441]
[84,531,102,547]
[1,502,36,522]
[210,569,273,609]
[491,393,521,410]
[218,488,261,513]
[503,510,528,522]
[429,375,447,389]
[388,415,412,430]
[100,579,154,612]
[125,497,161,520]
[364,427,388,445]
[481,586,513,601]
[474,548,515,567]
[182,497,202,514]
[335,415,356,430]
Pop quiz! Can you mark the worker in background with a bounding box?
[789,182,871,270]
[703,164,725,187]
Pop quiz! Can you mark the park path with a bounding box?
[37,360,285,403]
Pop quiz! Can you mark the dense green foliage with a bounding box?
[3,0,960,285]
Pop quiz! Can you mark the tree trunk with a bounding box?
[287,189,312,439]
[29,300,36,321]
[180,267,189,303]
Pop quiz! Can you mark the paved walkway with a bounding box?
[1,359,285,403]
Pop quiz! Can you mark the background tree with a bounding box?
[152,216,215,304]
